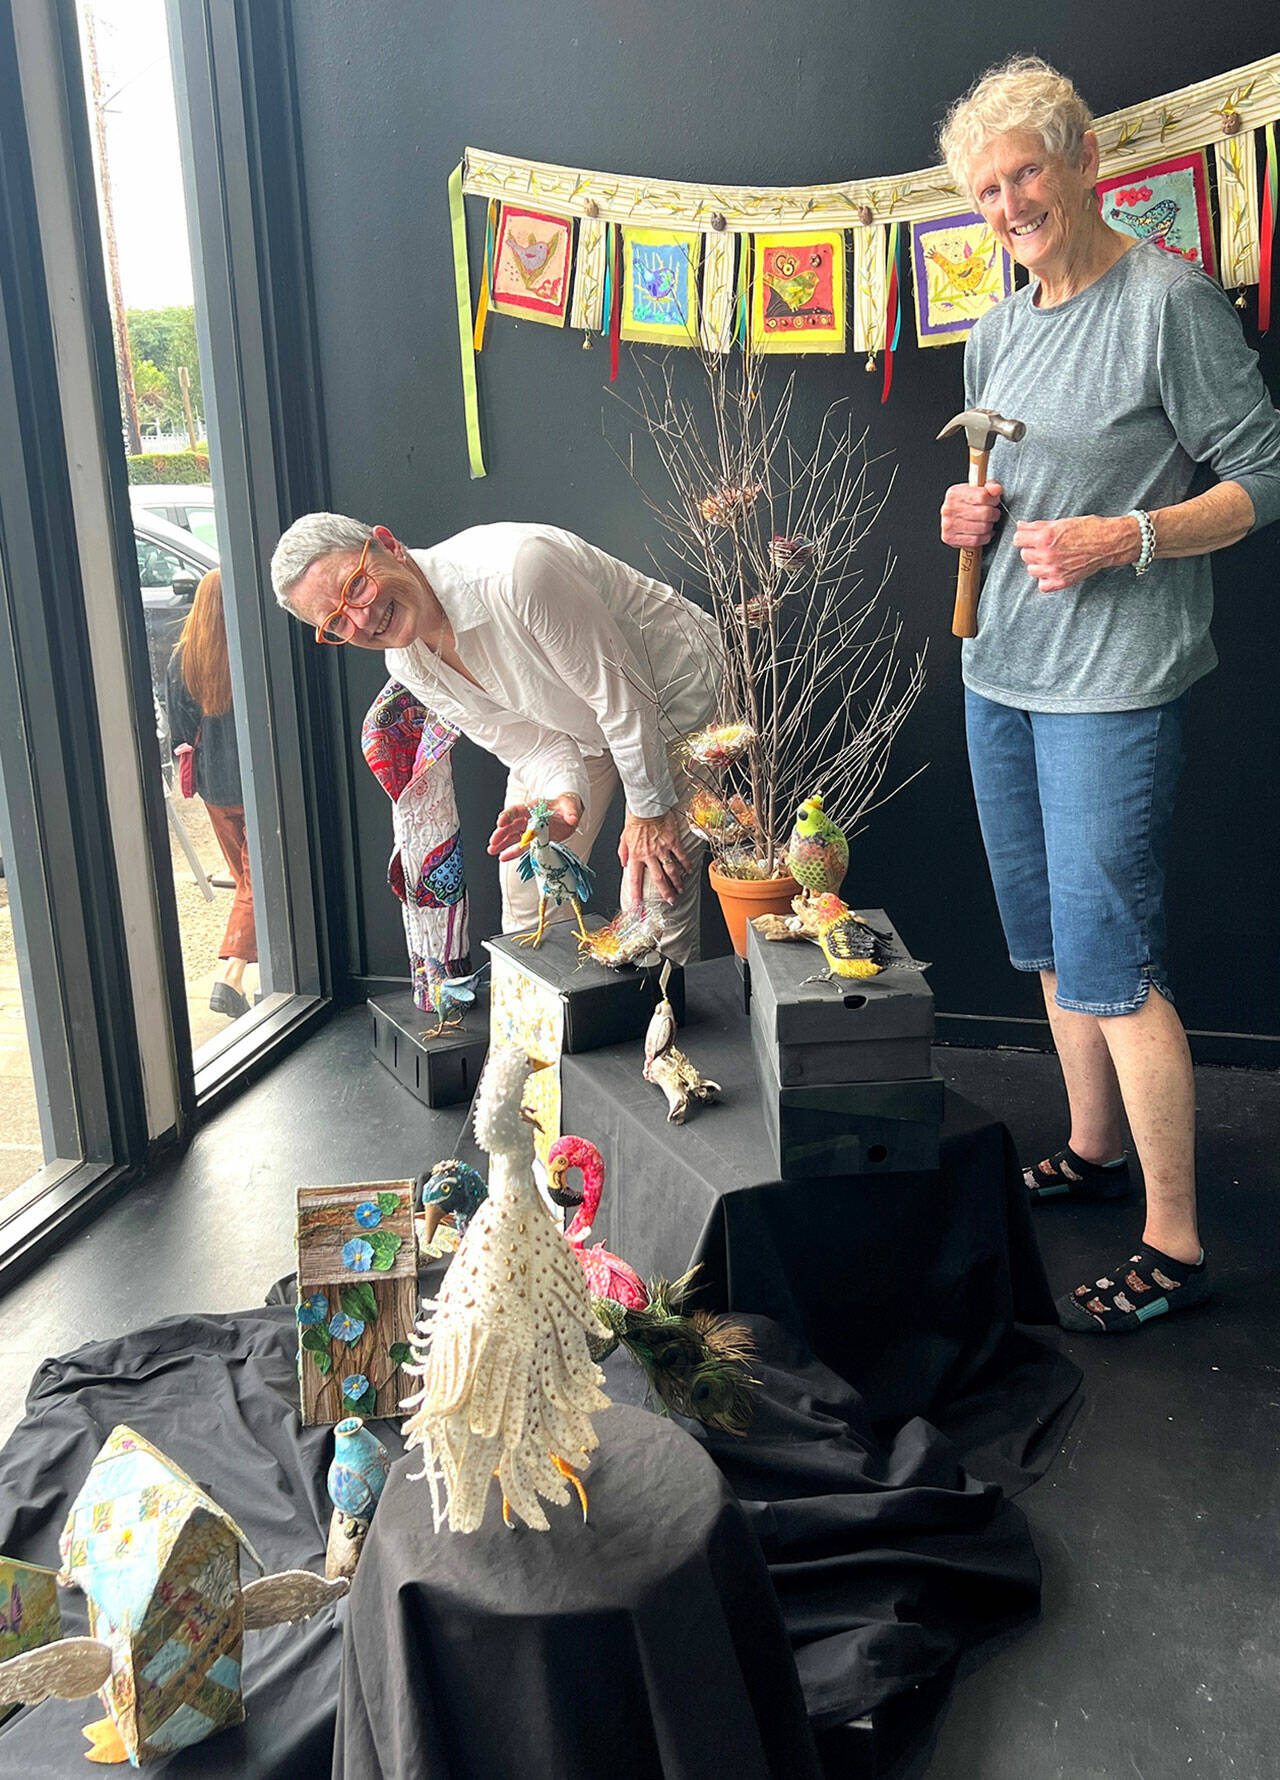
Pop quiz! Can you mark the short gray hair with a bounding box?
[270,511,374,612]
[939,56,1094,198]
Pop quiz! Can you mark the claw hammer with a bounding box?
[937,407,1025,638]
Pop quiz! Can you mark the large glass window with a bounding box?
[76,0,325,1085]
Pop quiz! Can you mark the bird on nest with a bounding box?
[515,799,595,948]
[402,1049,610,1533]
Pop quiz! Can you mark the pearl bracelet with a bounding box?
[1128,508,1156,577]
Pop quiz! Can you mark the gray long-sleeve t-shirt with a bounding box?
[960,239,1280,712]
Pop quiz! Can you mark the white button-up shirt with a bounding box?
[386,524,720,818]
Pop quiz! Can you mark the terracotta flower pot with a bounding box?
[708,862,798,958]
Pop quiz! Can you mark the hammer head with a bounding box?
[937,407,1026,451]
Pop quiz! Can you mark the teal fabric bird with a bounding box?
[786,794,849,898]
[417,1158,488,1244]
[420,957,488,1038]
[515,799,595,946]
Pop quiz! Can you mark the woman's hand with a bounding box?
[487,793,583,862]
[1014,515,1137,593]
[941,481,1003,549]
[619,809,689,907]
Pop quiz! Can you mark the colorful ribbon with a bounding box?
[736,235,751,346]
[881,222,901,404]
[1261,122,1277,334]
[609,223,623,381]
[448,162,486,479]
[473,199,497,352]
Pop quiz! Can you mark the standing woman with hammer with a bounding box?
[937,57,1280,1334]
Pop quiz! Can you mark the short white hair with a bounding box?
[270,511,373,612]
[938,56,1094,198]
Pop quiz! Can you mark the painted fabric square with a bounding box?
[912,213,1013,346]
[1097,151,1215,274]
[620,228,701,346]
[750,232,846,353]
[491,206,573,325]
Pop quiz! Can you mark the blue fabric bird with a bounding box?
[420,956,488,1038]
[417,1158,488,1245]
[515,799,595,946]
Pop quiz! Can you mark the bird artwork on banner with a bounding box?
[515,799,594,947]
[507,230,560,288]
[786,793,849,901]
[762,247,827,318]
[402,1049,611,1534]
[1107,196,1178,243]
[419,957,488,1039]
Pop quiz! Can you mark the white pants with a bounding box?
[499,747,705,964]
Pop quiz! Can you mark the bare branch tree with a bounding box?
[614,346,926,879]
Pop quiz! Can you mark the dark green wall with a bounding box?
[285,2,1280,1050]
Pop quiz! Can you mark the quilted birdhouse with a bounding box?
[296,1181,417,1425]
[0,1427,345,1766]
[57,1425,262,1763]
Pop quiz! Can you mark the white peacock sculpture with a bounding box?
[402,1049,611,1533]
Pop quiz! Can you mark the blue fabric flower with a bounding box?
[354,1202,383,1229]
[342,1374,370,1400]
[342,1238,374,1272]
[328,1311,365,1345]
[297,1293,328,1327]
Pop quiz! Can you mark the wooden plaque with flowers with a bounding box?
[296,1181,417,1426]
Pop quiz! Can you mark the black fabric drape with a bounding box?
[0,1296,1077,1772]
[335,1405,822,1780]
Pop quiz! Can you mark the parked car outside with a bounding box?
[134,509,220,728]
[129,483,219,552]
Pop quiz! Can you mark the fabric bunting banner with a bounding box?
[1097,151,1215,274]
[491,205,573,325]
[620,228,701,346]
[911,212,1013,347]
[749,231,846,353]
[446,56,1280,469]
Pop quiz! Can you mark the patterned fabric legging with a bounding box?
[205,803,258,963]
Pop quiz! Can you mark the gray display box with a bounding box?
[756,1049,945,1180]
[368,989,488,1108]
[746,911,934,1087]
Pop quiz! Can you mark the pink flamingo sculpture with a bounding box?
[546,1136,648,1310]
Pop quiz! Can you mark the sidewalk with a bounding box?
[0,789,256,1200]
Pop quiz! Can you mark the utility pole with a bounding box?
[82,0,141,457]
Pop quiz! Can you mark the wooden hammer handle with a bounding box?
[951,447,991,639]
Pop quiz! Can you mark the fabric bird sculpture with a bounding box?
[515,800,595,947]
[419,957,488,1039]
[416,1158,489,1246]
[807,893,928,983]
[546,1136,648,1309]
[402,1049,611,1533]
[786,794,849,900]
[641,961,721,1123]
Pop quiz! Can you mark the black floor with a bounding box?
[1,1010,1277,1780]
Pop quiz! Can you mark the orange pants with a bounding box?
[205,803,258,963]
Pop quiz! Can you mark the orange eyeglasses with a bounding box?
[315,536,379,644]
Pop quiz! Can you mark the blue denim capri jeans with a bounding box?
[964,688,1187,1016]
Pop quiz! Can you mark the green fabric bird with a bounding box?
[786,794,849,898]
[589,1271,758,1435]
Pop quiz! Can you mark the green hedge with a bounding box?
[126,452,210,485]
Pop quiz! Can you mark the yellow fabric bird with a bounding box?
[806,893,927,984]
